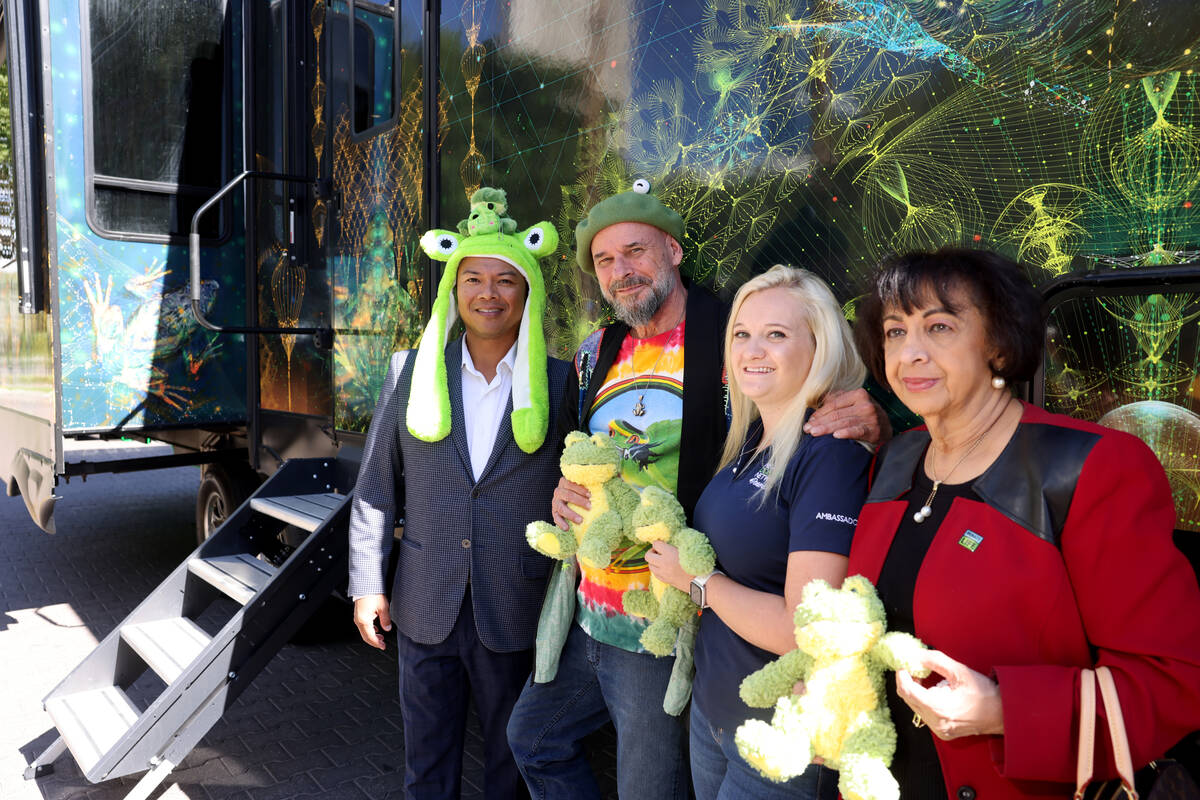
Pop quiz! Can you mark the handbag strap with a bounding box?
[1075,667,1139,800]
[1077,669,1098,799]
[1096,667,1138,797]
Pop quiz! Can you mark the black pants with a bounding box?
[396,588,533,799]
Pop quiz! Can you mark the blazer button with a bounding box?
[470,488,480,499]
[461,538,471,549]
[956,786,976,800]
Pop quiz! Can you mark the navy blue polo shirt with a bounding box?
[692,420,871,733]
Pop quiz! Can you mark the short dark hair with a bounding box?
[854,247,1045,385]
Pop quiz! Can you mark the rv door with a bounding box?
[0,0,59,532]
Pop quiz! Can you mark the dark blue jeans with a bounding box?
[689,700,838,800]
[396,589,533,800]
[506,624,689,800]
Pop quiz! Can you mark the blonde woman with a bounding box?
[647,265,871,800]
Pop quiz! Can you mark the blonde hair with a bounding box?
[717,265,866,499]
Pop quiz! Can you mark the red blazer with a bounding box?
[849,403,1200,800]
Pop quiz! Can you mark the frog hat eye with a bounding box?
[521,222,557,258]
[418,229,462,261]
[632,178,651,194]
[435,233,459,254]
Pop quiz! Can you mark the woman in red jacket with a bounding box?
[850,247,1200,800]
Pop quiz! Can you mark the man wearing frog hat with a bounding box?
[348,187,569,799]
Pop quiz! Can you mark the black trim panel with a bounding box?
[866,422,1101,546]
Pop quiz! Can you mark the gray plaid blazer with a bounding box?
[347,338,569,652]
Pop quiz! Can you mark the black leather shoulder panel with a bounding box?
[973,423,1101,547]
[865,428,930,503]
[865,421,1101,548]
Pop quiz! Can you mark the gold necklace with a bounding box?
[912,401,1013,523]
[631,307,684,417]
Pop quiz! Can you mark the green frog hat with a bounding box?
[410,187,558,453]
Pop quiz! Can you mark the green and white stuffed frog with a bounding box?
[735,576,930,800]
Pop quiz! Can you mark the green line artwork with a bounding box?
[430,0,1200,528]
[1096,293,1200,396]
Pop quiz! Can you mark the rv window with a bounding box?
[86,1,229,240]
[350,1,398,134]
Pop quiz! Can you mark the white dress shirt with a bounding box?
[460,340,518,482]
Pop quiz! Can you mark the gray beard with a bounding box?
[604,275,674,330]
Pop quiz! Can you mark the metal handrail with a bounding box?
[189,169,332,344]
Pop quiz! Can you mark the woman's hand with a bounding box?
[645,540,694,593]
[552,477,590,530]
[896,649,1004,740]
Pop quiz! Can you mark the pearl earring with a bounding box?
[992,376,1006,390]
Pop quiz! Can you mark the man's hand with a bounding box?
[354,594,393,650]
[552,477,590,530]
[805,388,891,447]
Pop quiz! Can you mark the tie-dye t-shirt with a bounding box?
[576,320,685,653]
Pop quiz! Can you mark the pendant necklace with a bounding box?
[631,345,666,417]
[631,306,684,418]
[913,401,1012,523]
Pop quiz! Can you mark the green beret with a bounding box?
[574,186,685,273]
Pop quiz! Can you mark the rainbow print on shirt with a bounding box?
[576,321,685,653]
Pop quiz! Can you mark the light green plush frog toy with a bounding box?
[525,431,641,570]
[457,186,519,237]
[621,486,714,656]
[735,576,930,800]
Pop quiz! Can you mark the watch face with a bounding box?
[689,580,703,607]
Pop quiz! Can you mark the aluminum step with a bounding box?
[28,458,352,790]
[44,686,139,776]
[188,554,277,605]
[121,617,213,684]
[249,492,344,532]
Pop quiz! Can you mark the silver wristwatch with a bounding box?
[689,570,724,609]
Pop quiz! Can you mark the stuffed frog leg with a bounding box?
[837,708,901,800]
[738,648,814,708]
[525,519,578,561]
[870,631,931,678]
[638,586,695,657]
[575,508,626,569]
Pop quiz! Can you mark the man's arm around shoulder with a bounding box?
[804,387,892,449]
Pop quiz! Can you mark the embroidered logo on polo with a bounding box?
[749,463,771,490]
[958,530,984,552]
[814,512,857,526]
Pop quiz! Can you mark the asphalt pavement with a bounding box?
[1,444,617,799]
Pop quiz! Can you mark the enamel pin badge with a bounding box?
[958,530,984,552]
